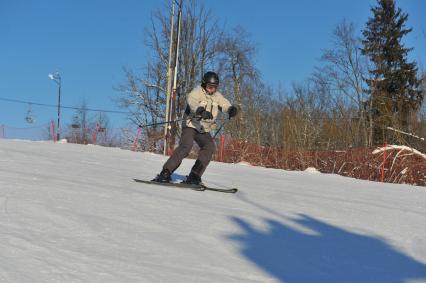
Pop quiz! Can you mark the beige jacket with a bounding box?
[182,85,232,133]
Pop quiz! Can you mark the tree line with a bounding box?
[69,0,425,152]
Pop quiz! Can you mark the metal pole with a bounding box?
[168,0,183,154]
[172,1,182,92]
[164,0,176,155]
[57,81,61,141]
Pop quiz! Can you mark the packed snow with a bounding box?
[1,139,426,283]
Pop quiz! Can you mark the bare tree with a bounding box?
[43,121,54,141]
[313,20,371,146]
[177,1,223,96]
[216,27,259,140]
[65,100,91,144]
[116,0,225,151]
[90,112,120,147]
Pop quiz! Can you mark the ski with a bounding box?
[133,179,238,194]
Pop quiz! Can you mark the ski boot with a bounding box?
[152,169,172,183]
[182,172,202,186]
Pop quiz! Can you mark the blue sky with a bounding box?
[0,0,425,138]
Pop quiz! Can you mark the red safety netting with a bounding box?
[219,139,426,186]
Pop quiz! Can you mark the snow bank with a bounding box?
[236,161,252,166]
[304,167,321,174]
[372,145,426,160]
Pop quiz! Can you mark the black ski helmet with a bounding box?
[201,71,219,87]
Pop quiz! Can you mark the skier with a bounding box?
[152,71,238,185]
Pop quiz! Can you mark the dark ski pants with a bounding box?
[163,127,215,177]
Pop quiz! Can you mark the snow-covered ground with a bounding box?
[1,139,426,283]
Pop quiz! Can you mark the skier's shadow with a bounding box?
[228,214,426,283]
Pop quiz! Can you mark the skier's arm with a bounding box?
[217,94,232,113]
[217,94,238,118]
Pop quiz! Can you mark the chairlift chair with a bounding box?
[25,104,35,124]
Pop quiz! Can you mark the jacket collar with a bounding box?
[201,85,216,96]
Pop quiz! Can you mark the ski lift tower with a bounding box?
[48,72,62,141]
[164,0,183,155]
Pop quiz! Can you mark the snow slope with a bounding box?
[1,139,426,283]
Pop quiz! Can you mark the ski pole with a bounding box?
[138,118,185,128]
[213,117,231,139]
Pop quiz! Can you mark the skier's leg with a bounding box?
[153,127,196,182]
[162,127,196,173]
[191,132,215,177]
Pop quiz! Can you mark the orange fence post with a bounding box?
[381,143,387,182]
[133,127,141,151]
[219,134,225,162]
[92,124,99,144]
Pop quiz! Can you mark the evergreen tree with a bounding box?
[361,0,422,144]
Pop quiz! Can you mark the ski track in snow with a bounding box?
[0,139,426,283]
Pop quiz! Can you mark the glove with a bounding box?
[227,105,238,118]
[195,106,213,120]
